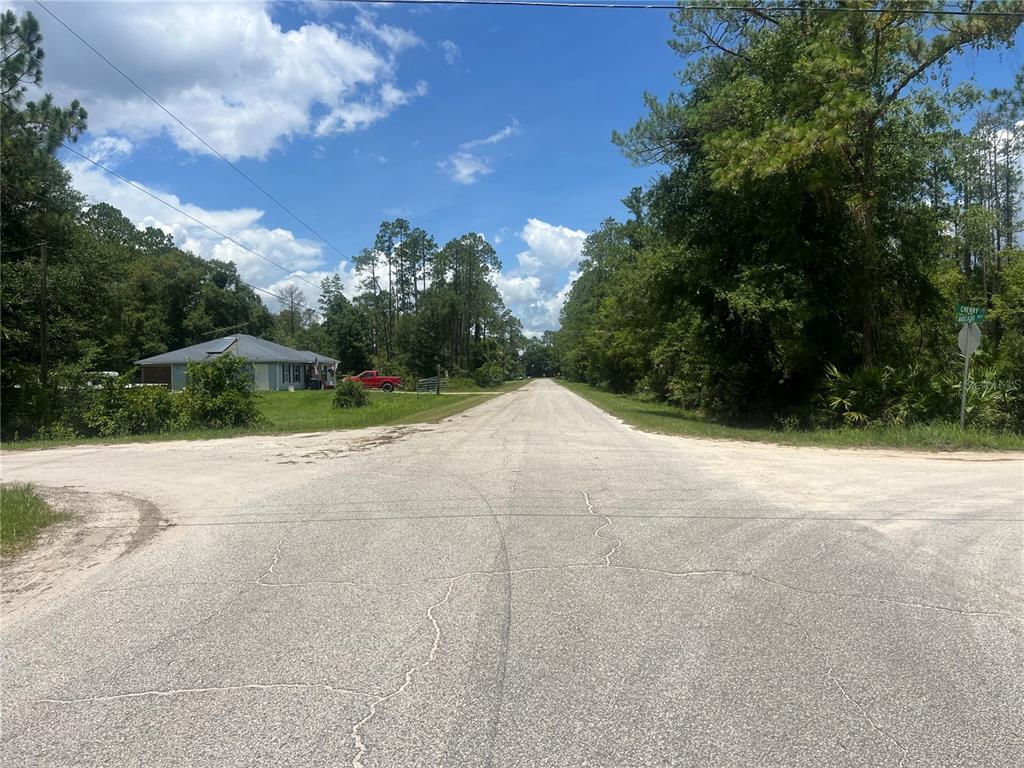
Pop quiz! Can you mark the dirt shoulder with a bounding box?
[1,487,170,622]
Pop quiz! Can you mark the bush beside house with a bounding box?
[33,355,263,440]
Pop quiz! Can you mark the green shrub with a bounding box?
[333,378,371,408]
[472,362,504,388]
[116,385,176,434]
[819,362,1022,431]
[173,355,261,430]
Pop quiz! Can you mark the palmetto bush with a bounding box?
[820,363,1020,430]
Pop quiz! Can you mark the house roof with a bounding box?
[135,334,339,366]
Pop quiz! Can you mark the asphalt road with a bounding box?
[2,379,1022,767]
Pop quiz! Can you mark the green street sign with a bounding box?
[955,304,986,325]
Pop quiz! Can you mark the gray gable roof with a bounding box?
[135,334,339,366]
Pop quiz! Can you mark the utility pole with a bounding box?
[39,242,49,388]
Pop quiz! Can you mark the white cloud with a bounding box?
[356,11,423,53]
[461,120,521,150]
[316,80,427,136]
[440,121,520,184]
[65,156,363,311]
[440,39,460,66]
[493,269,580,336]
[438,151,492,185]
[81,136,134,167]
[493,218,587,335]
[516,218,587,275]
[21,1,425,160]
[493,273,541,304]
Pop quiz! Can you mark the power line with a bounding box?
[0,240,48,254]
[202,321,254,338]
[33,0,350,263]
[2,174,319,317]
[319,0,1024,16]
[58,142,324,314]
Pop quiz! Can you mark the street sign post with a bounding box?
[958,323,981,357]
[955,304,986,325]
[957,322,982,429]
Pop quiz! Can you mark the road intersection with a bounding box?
[2,380,1021,767]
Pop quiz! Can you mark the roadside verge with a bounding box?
[2,389,505,451]
[557,380,1024,452]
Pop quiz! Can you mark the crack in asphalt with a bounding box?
[349,579,456,768]
[583,492,622,566]
[417,563,1019,621]
[35,682,372,705]
[255,579,361,589]
[788,621,909,765]
[89,565,1020,621]
[256,526,294,585]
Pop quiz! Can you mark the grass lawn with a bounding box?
[3,390,496,450]
[255,389,492,431]
[559,380,1024,451]
[442,377,530,393]
[0,484,69,556]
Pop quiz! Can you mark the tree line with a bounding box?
[0,10,525,439]
[275,219,526,385]
[553,2,1024,432]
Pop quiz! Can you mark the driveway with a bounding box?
[1,379,1021,767]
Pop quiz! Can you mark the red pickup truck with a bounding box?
[347,370,402,392]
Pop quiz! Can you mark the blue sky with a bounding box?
[17,1,1024,334]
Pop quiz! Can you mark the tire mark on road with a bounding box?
[454,473,513,768]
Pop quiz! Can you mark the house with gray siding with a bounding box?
[136,334,339,391]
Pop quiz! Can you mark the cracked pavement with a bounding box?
[1,379,1022,767]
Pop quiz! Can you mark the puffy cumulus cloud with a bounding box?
[493,218,587,335]
[65,155,361,311]
[501,268,581,335]
[22,1,425,160]
[262,257,361,312]
[493,273,541,305]
[438,151,492,185]
[516,218,587,276]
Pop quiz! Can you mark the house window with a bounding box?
[281,364,301,384]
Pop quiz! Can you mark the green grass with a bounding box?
[559,380,1024,451]
[443,377,530,393]
[3,390,496,450]
[256,389,492,430]
[0,484,69,556]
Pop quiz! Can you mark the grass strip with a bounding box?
[0,484,69,556]
[558,380,1024,452]
[4,390,499,450]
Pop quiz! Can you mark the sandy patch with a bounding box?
[1,487,169,622]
